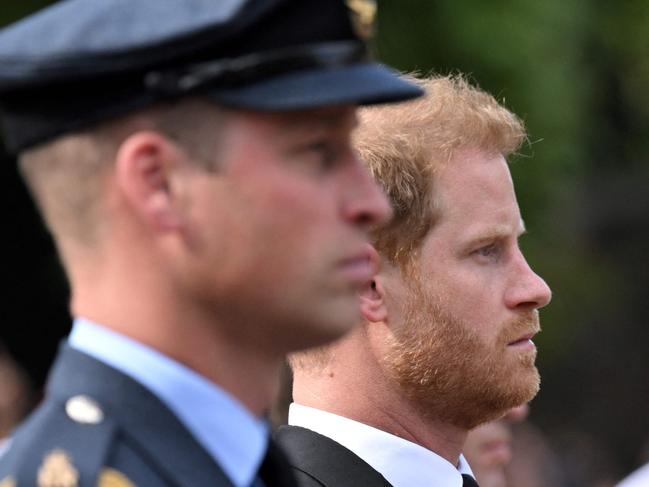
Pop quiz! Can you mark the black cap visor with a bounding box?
[205,62,423,110]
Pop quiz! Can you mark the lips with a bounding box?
[507,331,537,346]
[337,247,377,286]
[503,312,541,347]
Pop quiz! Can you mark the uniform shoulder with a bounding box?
[0,394,120,486]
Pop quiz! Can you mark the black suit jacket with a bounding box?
[0,344,298,487]
[275,425,393,487]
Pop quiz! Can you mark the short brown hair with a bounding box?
[355,74,526,270]
[18,98,226,248]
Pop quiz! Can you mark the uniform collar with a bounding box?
[69,318,268,487]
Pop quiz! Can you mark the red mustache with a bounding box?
[499,311,541,345]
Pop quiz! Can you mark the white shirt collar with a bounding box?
[0,438,11,460]
[289,403,474,487]
[69,318,268,487]
[617,462,649,487]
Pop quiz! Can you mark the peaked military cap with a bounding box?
[0,0,423,153]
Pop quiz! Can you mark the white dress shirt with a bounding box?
[69,318,268,487]
[289,402,474,487]
[617,462,649,487]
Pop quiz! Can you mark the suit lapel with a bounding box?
[47,344,235,487]
[275,425,393,486]
[258,439,300,487]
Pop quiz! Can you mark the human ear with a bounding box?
[115,131,186,232]
[359,246,388,323]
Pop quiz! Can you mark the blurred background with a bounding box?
[1,2,647,486]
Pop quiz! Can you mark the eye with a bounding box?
[304,141,338,170]
[473,242,502,260]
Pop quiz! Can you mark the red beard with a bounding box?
[381,282,541,430]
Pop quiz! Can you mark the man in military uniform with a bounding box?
[0,1,422,486]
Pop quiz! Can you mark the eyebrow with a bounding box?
[463,219,527,247]
[286,108,358,132]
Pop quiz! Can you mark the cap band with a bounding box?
[144,41,369,96]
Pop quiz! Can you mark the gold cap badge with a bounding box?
[65,395,104,425]
[98,468,136,487]
[37,450,79,487]
[346,0,377,41]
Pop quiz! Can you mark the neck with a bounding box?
[70,260,283,417]
[293,329,467,465]
[296,383,468,465]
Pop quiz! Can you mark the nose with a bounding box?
[504,252,552,311]
[342,155,393,229]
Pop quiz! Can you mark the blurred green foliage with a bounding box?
[0,2,54,27]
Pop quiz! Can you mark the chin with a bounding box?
[518,367,541,402]
[488,368,540,420]
[456,367,540,430]
[285,311,359,353]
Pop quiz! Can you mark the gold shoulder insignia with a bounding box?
[37,449,79,487]
[98,468,136,487]
[0,476,16,487]
[345,0,377,41]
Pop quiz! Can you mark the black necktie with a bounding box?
[462,474,480,487]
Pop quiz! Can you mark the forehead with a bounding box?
[436,149,514,207]
[230,105,358,138]
[431,149,521,234]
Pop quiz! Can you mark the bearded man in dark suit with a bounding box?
[278,74,552,487]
